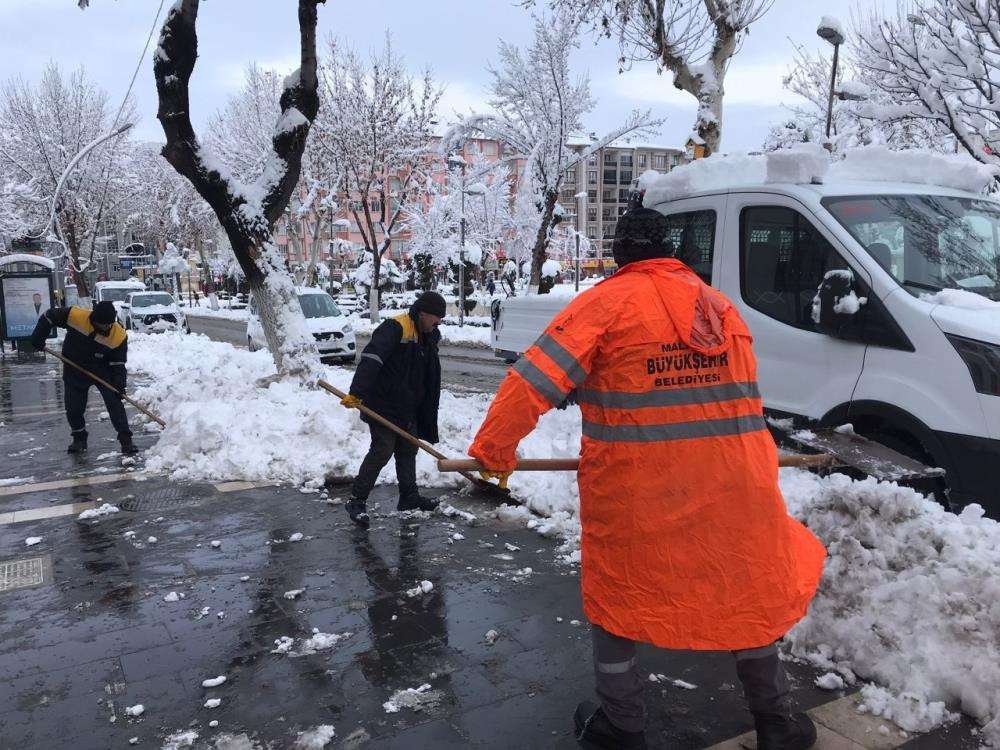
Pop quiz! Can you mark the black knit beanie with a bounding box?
[612,207,672,268]
[412,291,447,318]
[91,301,118,326]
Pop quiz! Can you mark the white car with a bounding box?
[492,178,1000,514]
[247,287,356,364]
[122,291,188,333]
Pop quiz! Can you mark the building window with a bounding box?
[603,170,617,185]
[619,170,633,184]
[482,142,497,156]
[618,189,630,202]
[602,189,615,202]
[566,168,577,181]
[618,205,628,216]
[604,151,617,164]
[638,154,648,168]
[602,207,614,221]
[740,206,850,330]
[587,208,597,222]
[653,155,667,170]
[587,189,597,200]
[620,155,633,167]
[587,224,598,239]
[588,170,597,184]
[605,221,617,236]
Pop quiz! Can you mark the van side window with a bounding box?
[664,209,715,283]
[740,206,849,332]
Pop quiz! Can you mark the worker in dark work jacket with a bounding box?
[338,292,446,528]
[31,301,138,456]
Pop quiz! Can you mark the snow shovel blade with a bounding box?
[782,426,945,483]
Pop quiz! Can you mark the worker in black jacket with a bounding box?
[339,291,446,527]
[31,301,138,455]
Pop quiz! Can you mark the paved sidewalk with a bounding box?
[0,355,980,749]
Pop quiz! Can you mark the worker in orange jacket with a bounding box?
[470,208,827,750]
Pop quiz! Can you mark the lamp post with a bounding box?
[817,18,846,142]
[574,191,587,291]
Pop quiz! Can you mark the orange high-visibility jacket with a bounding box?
[470,258,826,650]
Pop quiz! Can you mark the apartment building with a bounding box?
[558,138,688,263]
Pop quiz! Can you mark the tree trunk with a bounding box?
[528,189,559,293]
[369,251,382,323]
[65,230,90,299]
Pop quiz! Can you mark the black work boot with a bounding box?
[67,433,88,454]
[574,701,647,749]
[119,436,139,456]
[397,493,439,513]
[753,712,817,750]
[736,649,817,750]
[344,496,370,529]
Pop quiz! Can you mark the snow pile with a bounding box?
[382,683,442,713]
[128,332,582,499]
[293,725,336,749]
[817,16,845,39]
[781,470,1000,743]
[78,503,120,520]
[162,730,198,749]
[828,146,1000,194]
[922,288,999,310]
[640,154,766,205]
[24,536,42,547]
[541,259,562,279]
[765,143,829,184]
[158,243,189,275]
[201,675,227,688]
[296,629,353,656]
[405,580,434,598]
[125,704,144,717]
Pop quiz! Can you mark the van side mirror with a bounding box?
[811,269,867,338]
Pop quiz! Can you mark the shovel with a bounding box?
[44,346,166,427]
[437,453,838,474]
[316,379,510,499]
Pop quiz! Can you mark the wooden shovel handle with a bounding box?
[438,453,836,473]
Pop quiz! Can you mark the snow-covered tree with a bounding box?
[853,0,998,162]
[0,63,135,297]
[443,14,658,292]
[150,0,325,375]
[536,0,770,154]
[313,34,442,321]
[763,40,948,154]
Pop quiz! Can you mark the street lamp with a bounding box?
[574,191,587,291]
[817,17,846,141]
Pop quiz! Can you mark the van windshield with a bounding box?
[298,293,341,319]
[823,194,1000,300]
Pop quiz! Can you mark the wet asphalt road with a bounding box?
[186,314,508,395]
[0,354,982,749]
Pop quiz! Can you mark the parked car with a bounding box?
[122,291,188,333]
[247,287,356,364]
[94,279,146,321]
[492,179,1000,513]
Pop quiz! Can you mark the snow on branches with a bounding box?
[536,0,771,154]
[854,0,1000,164]
[312,33,442,321]
[442,13,658,291]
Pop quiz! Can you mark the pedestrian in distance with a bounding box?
[31,301,138,456]
[470,208,827,750]
[338,291,447,528]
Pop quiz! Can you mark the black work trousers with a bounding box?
[352,421,418,503]
[64,376,131,441]
[591,624,790,733]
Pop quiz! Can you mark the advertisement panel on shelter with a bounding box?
[1,275,54,340]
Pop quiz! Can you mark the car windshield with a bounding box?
[100,287,139,303]
[131,293,174,308]
[298,292,342,319]
[823,194,1000,301]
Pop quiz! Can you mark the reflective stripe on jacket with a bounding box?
[32,306,128,384]
[469,258,826,650]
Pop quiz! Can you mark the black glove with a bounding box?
[30,335,46,351]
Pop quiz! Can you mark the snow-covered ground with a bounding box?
[126,331,1000,745]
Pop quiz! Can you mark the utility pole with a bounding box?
[459,160,467,328]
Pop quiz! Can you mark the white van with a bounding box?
[493,180,1000,513]
[94,279,146,323]
[122,291,187,333]
[247,286,356,364]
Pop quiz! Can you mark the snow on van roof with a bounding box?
[639,144,1000,207]
[96,279,145,287]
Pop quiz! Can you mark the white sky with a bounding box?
[0,0,867,152]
